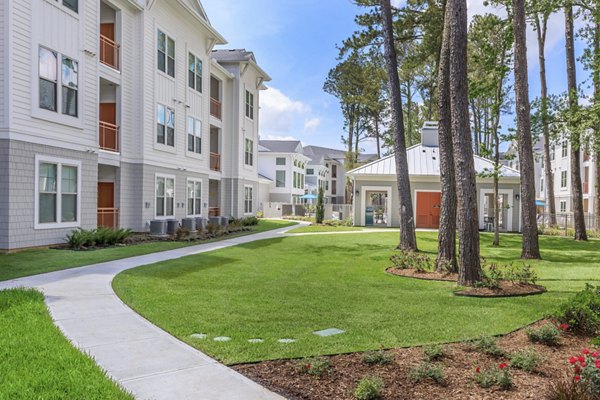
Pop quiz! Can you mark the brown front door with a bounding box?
[416,192,441,229]
[98,182,116,228]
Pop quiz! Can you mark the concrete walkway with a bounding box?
[0,225,305,400]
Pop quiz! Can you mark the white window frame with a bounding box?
[186,178,203,217]
[276,157,286,166]
[562,141,568,158]
[155,174,176,219]
[187,116,202,155]
[561,170,567,189]
[276,170,286,188]
[157,103,175,147]
[560,200,567,213]
[157,28,175,78]
[188,52,202,93]
[245,90,254,120]
[37,46,79,119]
[245,138,254,166]
[34,155,82,230]
[244,185,253,215]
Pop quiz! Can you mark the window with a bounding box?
[561,170,567,188]
[332,180,337,195]
[157,29,175,77]
[36,157,80,228]
[61,56,78,116]
[245,90,254,119]
[187,180,202,216]
[562,141,568,158]
[560,200,567,213]
[306,168,314,175]
[157,104,175,146]
[551,146,555,161]
[156,176,174,217]
[276,170,286,188]
[276,157,286,166]
[332,165,337,178]
[326,180,329,191]
[187,117,201,154]
[540,178,544,194]
[245,138,254,166]
[62,0,78,13]
[244,186,253,214]
[39,47,78,116]
[188,53,202,92]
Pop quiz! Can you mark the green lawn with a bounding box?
[113,232,600,364]
[288,225,364,233]
[0,220,296,282]
[0,289,133,399]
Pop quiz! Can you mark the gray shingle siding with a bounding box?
[0,140,9,249]
[3,140,97,250]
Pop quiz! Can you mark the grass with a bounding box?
[0,220,296,282]
[113,232,600,364]
[0,288,133,399]
[288,225,364,233]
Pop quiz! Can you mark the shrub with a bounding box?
[510,348,544,372]
[527,323,562,346]
[389,251,434,272]
[296,356,330,376]
[362,350,393,365]
[65,227,132,249]
[175,227,191,240]
[567,349,600,399]
[548,373,597,400]
[316,187,325,224]
[354,376,384,400]
[66,228,94,249]
[409,362,444,384]
[241,216,259,226]
[467,336,505,357]
[474,363,512,390]
[477,262,538,289]
[423,344,445,361]
[554,285,600,336]
[256,211,264,218]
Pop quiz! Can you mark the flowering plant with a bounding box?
[568,348,600,396]
[474,362,512,390]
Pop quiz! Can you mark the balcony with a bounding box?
[210,98,222,120]
[99,121,119,152]
[210,152,221,172]
[584,181,590,194]
[98,207,119,229]
[100,34,120,71]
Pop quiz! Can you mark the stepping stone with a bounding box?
[190,333,207,340]
[248,338,264,343]
[213,336,231,342]
[313,328,345,337]
[278,338,296,344]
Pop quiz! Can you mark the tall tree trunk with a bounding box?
[406,80,414,146]
[347,108,355,169]
[535,14,557,226]
[565,3,587,241]
[380,0,418,252]
[448,0,481,285]
[513,0,541,259]
[436,0,457,272]
[594,21,600,231]
[375,116,382,159]
[493,129,501,246]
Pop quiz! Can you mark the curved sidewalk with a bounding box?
[0,225,304,400]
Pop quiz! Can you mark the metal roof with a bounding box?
[347,144,520,178]
[259,140,302,153]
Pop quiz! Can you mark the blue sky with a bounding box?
[202,0,592,153]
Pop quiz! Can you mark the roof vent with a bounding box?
[421,122,439,148]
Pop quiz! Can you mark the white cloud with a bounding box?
[261,134,299,141]
[303,117,321,131]
[260,86,311,135]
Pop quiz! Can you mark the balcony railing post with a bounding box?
[100,34,120,71]
[210,98,222,120]
[210,152,221,172]
[99,121,119,152]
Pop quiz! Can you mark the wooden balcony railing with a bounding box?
[208,207,220,217]
[100,34,120,71]
[210,98,222,120]
[210,152,221,172]
[584,182,590,194]
[98,208,119,229]
[99,121,119,152]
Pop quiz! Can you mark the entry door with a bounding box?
[98,183,115,228]
[416,192,441,229]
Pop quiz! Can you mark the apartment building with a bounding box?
[0,0,270,250]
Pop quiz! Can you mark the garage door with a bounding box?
[416,192,441,229]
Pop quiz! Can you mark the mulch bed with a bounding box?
[386,268,546,297]
[234,320,594,400]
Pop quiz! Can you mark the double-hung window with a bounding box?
[276,157,286,166]
[562,141,568,158]
[157,30,175,77]
[39,47,78,116]
[187,180,202,216]
[62,0,78,13]
[187,117,201,154]
[560,201,567,213]
[276,171,286,188]
[245,138,254,166]
[36,156,80,228]
[156,175,175,217]
[245,90,254,119]
[244,186,253,214]
[561,170,567,188]
[157,104,175,146]
[188,53,202,92]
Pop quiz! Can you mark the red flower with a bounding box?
[570,356,577,364]
[595,360,600,369]
[592,350,600,358]
[499,362,507,370]
[580,362,586,368]
[574,365,581,374]
[306,364,311,370]
[475,366,480,374]
[578,355,585,363]
[574,375,581,383]
[583,349,590,355]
